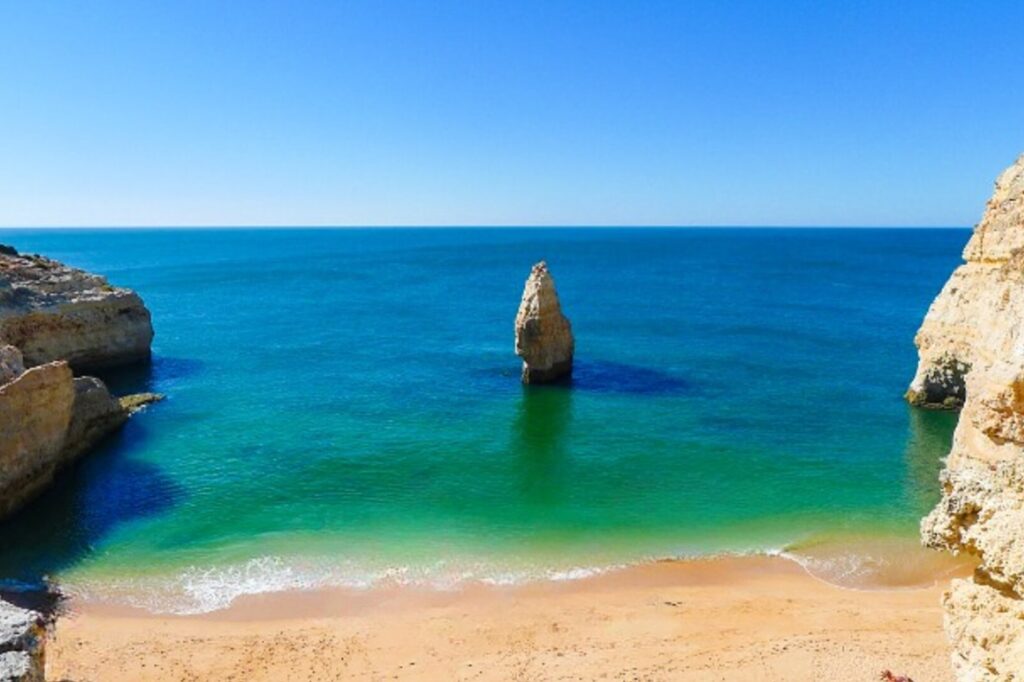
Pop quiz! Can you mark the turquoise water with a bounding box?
[0,228,963,611]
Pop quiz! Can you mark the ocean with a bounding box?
[0,228,966,613]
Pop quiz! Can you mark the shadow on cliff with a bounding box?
[513,384,573,505]
[0,418,183,588]
[94,355,203,395]
[903,406,958,515]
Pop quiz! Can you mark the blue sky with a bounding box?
[2,1,1023,227]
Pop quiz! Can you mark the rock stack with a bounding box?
[908,154,1024,679]
[515,261,574,384]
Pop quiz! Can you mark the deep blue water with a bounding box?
[0,228,965,611]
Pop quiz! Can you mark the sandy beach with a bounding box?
[47,556,963,681]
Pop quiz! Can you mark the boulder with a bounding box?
[0,600,44,682]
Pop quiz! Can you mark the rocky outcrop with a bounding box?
[0,245,162,522]
[906,156,1024,410]
[0,247,153,371]
[0,343,162,522]
[0,352,75,520]
[515,261,574,384]
[0,599,45,682]
[119,391,164,414]
[62,377,132,461]
[910,154,1024,680]
[0,248,160,674]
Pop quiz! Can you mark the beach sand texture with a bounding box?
[48,557,959,681]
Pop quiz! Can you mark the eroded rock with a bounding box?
[515,261,574,384]
[0,599,45,682]
[0,363,158,521]
[119,391,165,415]
[0,346,24,385]
[0,250,153,371]
[0,362,76,520]
[61,376,131,462]
[911,154,1024,680]
[0,248,161,521]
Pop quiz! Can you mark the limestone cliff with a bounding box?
[515,261,574,384]
[907,156,1024,410]
[62,377,132,461]
[0,352,75,520]
[0,244,161,522]
[0,342,161,518]
[0,246,153,371]
[910,154,1024,680]
[0,343,162,522]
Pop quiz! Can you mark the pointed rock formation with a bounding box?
[909,154,1024,680]
[515,261,574,384]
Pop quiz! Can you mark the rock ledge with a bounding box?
[0,247,153,371]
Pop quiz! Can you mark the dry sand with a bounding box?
[48,556,961,681]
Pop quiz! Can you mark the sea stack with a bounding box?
[908,154,1024,680]
[515,261,574,384]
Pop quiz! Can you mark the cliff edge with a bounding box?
[0,245,161,522]
[909,155,1024,680]
[0,247,153,371]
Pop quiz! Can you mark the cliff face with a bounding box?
[0,352,75,520]
[0,248,153,371]
[0,247,161,522]
[62,377,132,462]
[515,261,574,384]
[907,157,1024,410]
[910,155,1024,680]
[0,344,148,521]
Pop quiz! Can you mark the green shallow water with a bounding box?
[0,228,963,611]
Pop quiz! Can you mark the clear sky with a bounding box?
[2,1,1023,227]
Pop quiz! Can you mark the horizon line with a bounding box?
[0,224,973,230]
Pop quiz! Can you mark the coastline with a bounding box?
[49,555,969,681]
[0,228,981,680]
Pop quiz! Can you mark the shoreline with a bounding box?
[47,532,976,617]
[49,555,969,680]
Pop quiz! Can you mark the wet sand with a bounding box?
[45,555,966,681]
